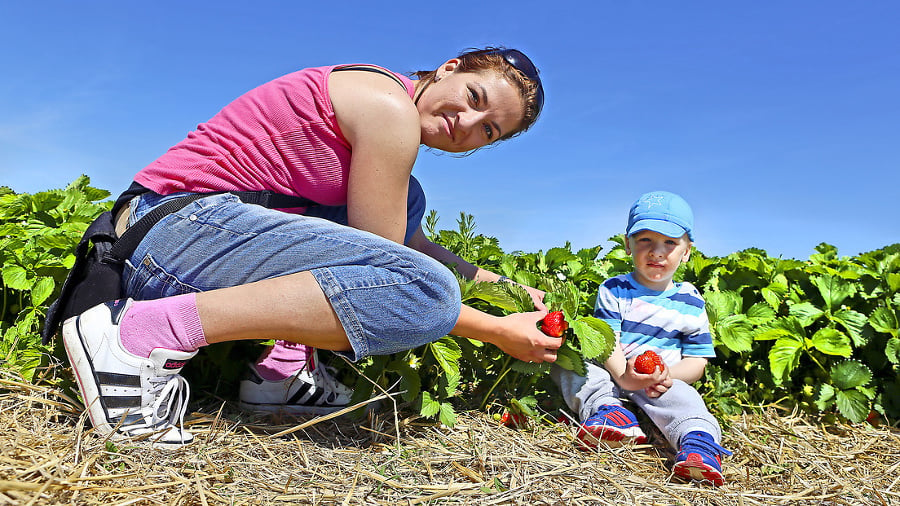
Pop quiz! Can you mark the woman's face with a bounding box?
[417,59,525,153]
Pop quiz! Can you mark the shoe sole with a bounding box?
[63,313,193,449]
[238,401,350,416]
[63,314,115,438]
[673,462,725,486]
[576,424,648,449]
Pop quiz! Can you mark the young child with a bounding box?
[551,190,732,486]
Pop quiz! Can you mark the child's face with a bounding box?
[625,230,692,291]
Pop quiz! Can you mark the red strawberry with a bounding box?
[499,411,527,428]
[634,350,665,374]
[540,311,569,337]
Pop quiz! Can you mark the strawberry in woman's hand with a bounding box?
[539,311,569,337]
[634,350,665,374]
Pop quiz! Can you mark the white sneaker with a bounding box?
[62,299,196,448]
[238,350,353,415]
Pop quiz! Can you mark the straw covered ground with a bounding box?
[1,365,898,505]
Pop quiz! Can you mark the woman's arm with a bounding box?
[330,70,421,244]
[407,227,547,311]
[452,305,561,363]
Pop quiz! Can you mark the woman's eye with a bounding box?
[483,123,494,139]
[468,87,479,104]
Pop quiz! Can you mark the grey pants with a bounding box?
[551,362,722,448]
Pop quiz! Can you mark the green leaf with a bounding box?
[885,337,900,365]
[438,401,457,427]
[714,315,754,353]
[815,383,836,410]
[746,303,776,326]
[571,316,615,361]
[460,281,521,312]
[887,272,900,293]
[510,396,539,416]
[428,337,461,381]
[420,391,440,417]
[386,359,421,403]
[769,334,803,384]
[835,389,870,423]
[830,360,872,390]
[812,275,856,312]
[2,264,30,290]
[869,307,899,337]
[30,276,55,306]
[755,316,805,341]
[553,343,587,375]
[704,291,742,326]
[510,360,545,374]
[809,328,852,357]
[788,302,824,327]
[832,308,869,347]
[761,281,788,309]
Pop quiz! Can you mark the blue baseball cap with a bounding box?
[626,191,694,240]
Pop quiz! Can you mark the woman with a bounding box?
[63,47,559,447]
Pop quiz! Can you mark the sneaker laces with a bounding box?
[147,374,191,434]
[311,364,351,395]
[681,434,733,458]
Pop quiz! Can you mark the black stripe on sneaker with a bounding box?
[286,383,313,405]
[96,371,142,388]
[103,395,142,409]
[304,389,324,406]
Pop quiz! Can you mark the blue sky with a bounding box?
[2,1,898,260]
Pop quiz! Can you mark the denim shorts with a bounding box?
[121,187,460,361]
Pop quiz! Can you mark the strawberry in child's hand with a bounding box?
[540,311,569,337]
[634,350,665,374]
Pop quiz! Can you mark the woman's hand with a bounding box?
[453,306,560,363]
[492,310,561,363]
[523,285,547,312]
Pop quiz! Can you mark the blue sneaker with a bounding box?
[577,404,647,449]
[673,431,733,486]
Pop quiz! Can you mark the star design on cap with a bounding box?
[641,193,665,208]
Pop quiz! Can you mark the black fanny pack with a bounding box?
[41,184,318,344]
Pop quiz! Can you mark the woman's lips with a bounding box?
[442,114,454,140]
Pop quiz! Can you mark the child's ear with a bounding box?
[682,241,693,262]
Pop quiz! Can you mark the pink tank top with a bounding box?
[134,65,416,207]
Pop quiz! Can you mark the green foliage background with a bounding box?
[2,178,898,428]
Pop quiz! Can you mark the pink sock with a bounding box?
[254,340,313,381]
[119,293,208,358]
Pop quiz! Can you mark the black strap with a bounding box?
[104,190,319,265]
[334,64,407,91]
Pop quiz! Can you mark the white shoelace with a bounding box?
[148,374,191,435]
[311,365,351,396]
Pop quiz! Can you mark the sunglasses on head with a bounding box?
[485,48,545,118]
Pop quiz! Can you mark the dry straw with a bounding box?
[1,363,897,505]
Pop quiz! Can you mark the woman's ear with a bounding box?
[435,58,461,80]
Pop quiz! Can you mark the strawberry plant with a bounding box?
[3,179,899,428]
[1,176,110,380]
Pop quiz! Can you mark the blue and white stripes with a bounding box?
[595,273,715,365]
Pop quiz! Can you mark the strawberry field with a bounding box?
[2,176,899,430]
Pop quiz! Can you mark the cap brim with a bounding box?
[627,219,689,239]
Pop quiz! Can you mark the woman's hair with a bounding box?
[412,46,543,141]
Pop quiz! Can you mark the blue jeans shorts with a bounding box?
[121,186,460,361]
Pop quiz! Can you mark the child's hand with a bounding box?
[619,356,669,392]
[643,373,673,398]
